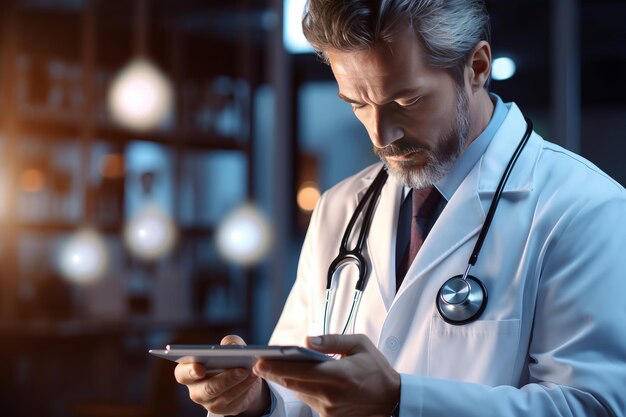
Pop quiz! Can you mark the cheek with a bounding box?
[402,96,455,142]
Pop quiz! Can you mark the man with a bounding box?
[176,1,626,416]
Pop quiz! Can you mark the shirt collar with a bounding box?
[402,93,509,201]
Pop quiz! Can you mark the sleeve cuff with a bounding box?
[260,383,277,416]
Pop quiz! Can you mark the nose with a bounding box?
[369,107,404,148]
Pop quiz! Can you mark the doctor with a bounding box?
[175,1,626,416]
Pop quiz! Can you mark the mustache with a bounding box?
[373,139,430,158]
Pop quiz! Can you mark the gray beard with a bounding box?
[380,88,471,189]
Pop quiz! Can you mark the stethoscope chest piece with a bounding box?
[325,118,532,330]
[436,275,488,325]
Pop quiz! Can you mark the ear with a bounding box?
[465,41,491,93]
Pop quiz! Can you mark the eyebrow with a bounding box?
[337,92,361,104]
[337,88,423,105]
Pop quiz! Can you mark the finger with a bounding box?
[218,376,262,412]
[175,362,209,384]
[259,372,326,397]
[192,373,257,406]
[188,368,252,403]
[306,334,372,355]
[253,359,336,383]
[221,334,247,346]
[294,392,325,412]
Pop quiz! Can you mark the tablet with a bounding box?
[149,344,332,370]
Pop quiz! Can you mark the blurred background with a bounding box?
[0,0,624,415]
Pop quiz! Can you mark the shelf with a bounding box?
[14,222,121,234]
[0,317,247,338]
[2,110,248,152]
[0,0,258,345]
[8,222,216,236]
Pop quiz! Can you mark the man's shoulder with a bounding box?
[528,136,626,230]
[536,138,625,199]
[321,162,384,201]
[307,162,383,235]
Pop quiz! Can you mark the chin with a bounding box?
[383,157,450,190]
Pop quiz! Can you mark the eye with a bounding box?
[398,96,423,108]
[351,103,366,111]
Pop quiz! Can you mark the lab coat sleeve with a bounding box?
[399,193,626,417]
[261,195,328,417]
[207,191,323,417]
[207,385,310,417]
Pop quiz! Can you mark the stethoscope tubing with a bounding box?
[467,118,533,266]
[326,167,388,292]
[323,118,533,333]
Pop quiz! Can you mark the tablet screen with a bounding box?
[149,345,332,370]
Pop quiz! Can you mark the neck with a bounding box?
[463,89,495,151]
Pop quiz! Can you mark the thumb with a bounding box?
[221,334,247,346]
[306,334,371,355]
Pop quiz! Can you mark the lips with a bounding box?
[387,151,418,161]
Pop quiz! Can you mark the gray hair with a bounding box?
[302,0,491,86]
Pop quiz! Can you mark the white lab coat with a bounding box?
[258,102,626,417]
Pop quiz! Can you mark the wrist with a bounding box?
[388,372,401,417]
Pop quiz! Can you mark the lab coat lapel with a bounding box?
[364,169,403,311]
[350,164,380,208]
[394,103,537,300]
[477,103,537,194]
[396,165,485,299]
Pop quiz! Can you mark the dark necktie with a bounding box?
[396,186,442,290]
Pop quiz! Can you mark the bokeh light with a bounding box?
[107,59,173,131]
[58,229,109,285]
[20,169,46,192]
[124,205,177,260]
[216,204,272,266]
[283,0,314,54]
[492,57,517,81]
[297,181,321,212]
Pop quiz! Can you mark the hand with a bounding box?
[253,334,400,417]
[174,335,270,416]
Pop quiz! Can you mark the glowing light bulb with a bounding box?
[58,229,108,284]
[124,205,177,260]
[216,204,272,266]
[492,57,517,81]
[297,182,321,212]
[108,59,173,131]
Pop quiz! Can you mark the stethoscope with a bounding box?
[323,118,533,334]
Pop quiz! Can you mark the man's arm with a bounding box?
[399,194,626,417]
[256,193,626,417]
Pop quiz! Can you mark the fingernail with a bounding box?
[308,336,323,346]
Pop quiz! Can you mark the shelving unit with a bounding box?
[0,1,269,414]
[0,0,264,324]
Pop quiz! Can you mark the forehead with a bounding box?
[326,29,441,97]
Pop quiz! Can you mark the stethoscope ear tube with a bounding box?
[326,168,388,291]
[326,251,368,292]
[324,117,533,331]
[324,168,388,335]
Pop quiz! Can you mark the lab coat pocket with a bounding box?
[428,316,521,385]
